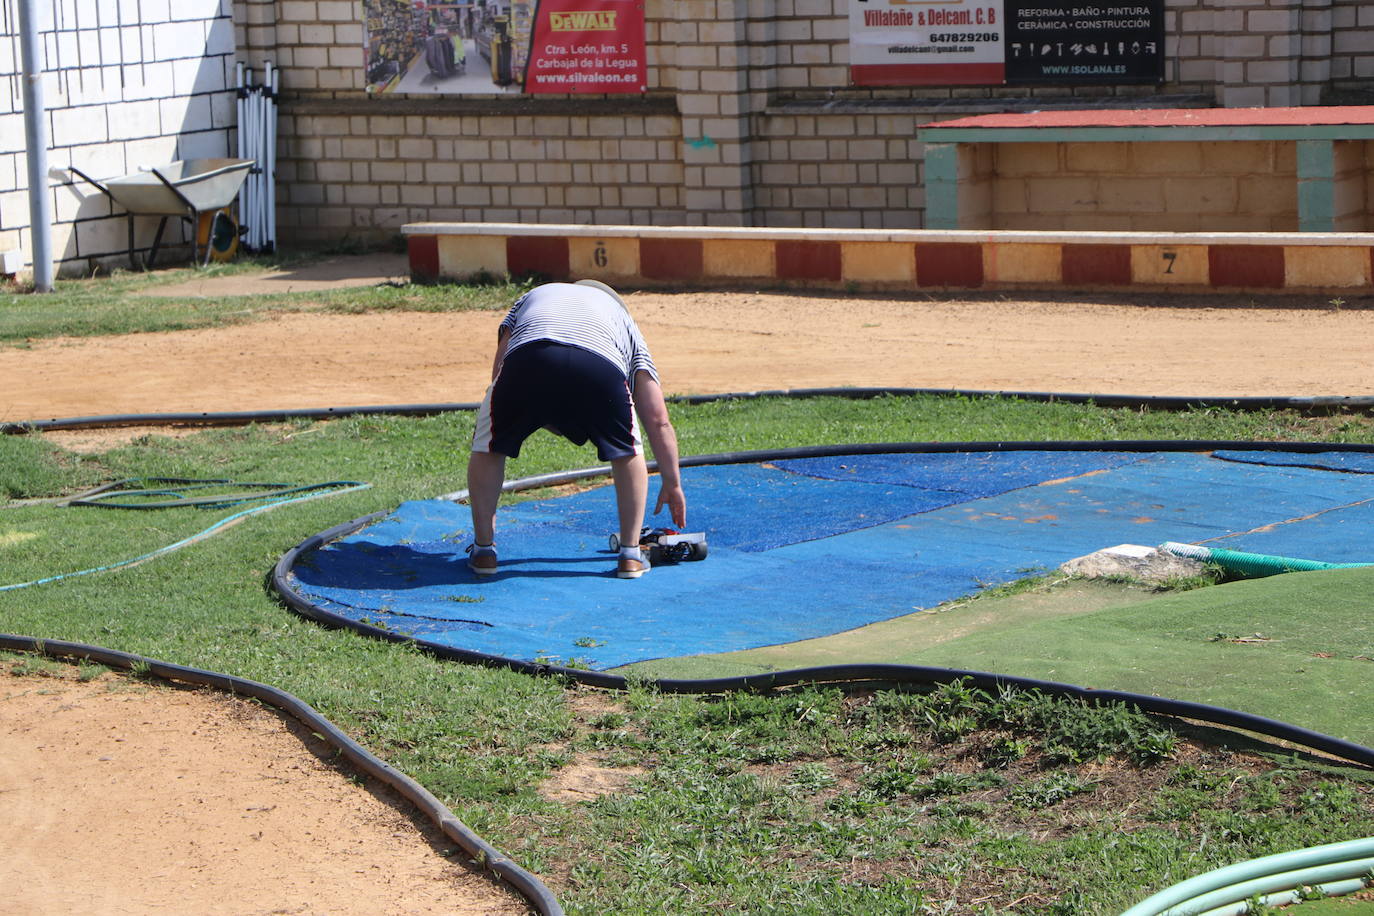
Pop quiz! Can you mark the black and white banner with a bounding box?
[850,0,1163,87]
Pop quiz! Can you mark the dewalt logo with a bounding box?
[549,10,617,30]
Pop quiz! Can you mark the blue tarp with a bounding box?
[1213,449,1374,474]
[286,450,1374,669]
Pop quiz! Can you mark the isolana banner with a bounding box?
[363,0,645,96]
[849,0,1163,87]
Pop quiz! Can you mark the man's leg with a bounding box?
[467,449,507,545]
[610,452,648,552]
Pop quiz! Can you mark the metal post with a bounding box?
[266,62,277,252]
[18,0,54,291]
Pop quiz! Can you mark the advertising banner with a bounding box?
[1005,4,1162,84]
[363,0,645,95]
[849,0,1005,86]
[849,0,1162,87]
[524,0,646,93]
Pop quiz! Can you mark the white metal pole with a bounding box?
[245,67,257,250]
[236,61,247,242]
[254,76,264,250]
[18,0,53,291]
[266,63,278,251]
[251,72,262,250]
[255,79,265,250]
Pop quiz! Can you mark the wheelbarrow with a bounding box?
[70,158,254,270]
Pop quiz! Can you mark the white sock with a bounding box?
[619,546,644,561]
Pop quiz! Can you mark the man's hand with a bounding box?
[655,481,687,529]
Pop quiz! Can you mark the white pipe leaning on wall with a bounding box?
[18,0,53,291]
[266,63,278,251]
[252,65,264,251]
[236,61,246,181]
[239,65,255,250]
[236,62,278,253]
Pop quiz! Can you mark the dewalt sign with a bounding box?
[527,0,646,95]
[549,11,617,30]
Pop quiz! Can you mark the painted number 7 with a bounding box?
[1162,251,1177,274]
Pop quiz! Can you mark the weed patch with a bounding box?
[536,681,1374,914]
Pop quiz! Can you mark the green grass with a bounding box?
[0,255,528,344]
[4,344,1374,913]
[629,567,1374,749]
[1290,895,1374,914]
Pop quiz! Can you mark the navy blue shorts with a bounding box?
[473,341,641,461]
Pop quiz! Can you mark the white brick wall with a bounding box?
[228,0,1374,238]
[1332,0,1374,90]
[1,0,238,275]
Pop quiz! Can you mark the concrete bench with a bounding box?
[919,106,1374,234]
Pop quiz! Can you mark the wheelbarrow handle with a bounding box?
[67,166,118,203]
[148,166,198,214]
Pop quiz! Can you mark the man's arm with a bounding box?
[490,326,510,381]
[632,370,686,528]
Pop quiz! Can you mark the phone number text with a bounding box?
[929,32,999,42]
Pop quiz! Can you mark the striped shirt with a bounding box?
[499,282,658,381]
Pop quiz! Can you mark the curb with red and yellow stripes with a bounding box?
[403,223,1373,295]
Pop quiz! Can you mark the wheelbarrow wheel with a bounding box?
[196,208,240,264]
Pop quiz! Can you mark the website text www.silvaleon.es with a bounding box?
[532,70,640,85]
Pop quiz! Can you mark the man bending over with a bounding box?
[466,280,687,579]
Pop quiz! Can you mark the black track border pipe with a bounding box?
[272,440,1374,771]
[0,633,565,916]
[7,387,1374,434]
[1,403,482,434]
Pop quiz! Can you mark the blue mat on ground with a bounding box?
[285,450,1374,669]
[1213,449,1374,474]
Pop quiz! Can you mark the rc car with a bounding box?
[608,527,708,563]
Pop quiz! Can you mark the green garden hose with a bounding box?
[1119,836,1374,916]
[1161,542,1373,578]
[1,478,369,592]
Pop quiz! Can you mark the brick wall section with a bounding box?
[671,1,755,226]
[752,108,926,229]
[1368,140,1374,220]
[1,0,236,274]
[1331,0,1374,92]
[279,111,683,239]
[1208,0,1355,107]
[235,0,278,65]
[957,145,995,229]
[224,0,1374,240]
[273,0,365,92]
[991,141,1299,232]
[1331,140,1370,231]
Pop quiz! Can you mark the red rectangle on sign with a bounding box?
[851,63,1005,87]
[525,0,646,94]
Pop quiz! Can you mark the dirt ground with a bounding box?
[4,259,1374,914]
[0,670,528,916]
[5,278,1374,429]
